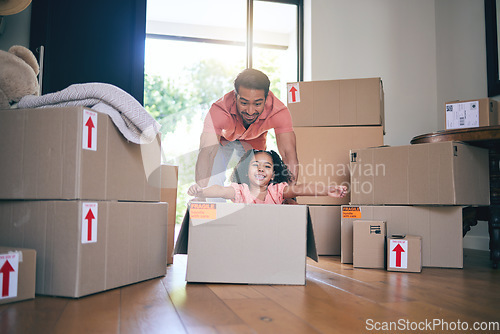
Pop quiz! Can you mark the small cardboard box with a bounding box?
[0,200,168,298]
[295,126,384,205]
[0,247,36,305]
[159,164,179,265]
[387,235,422,273]
[174,203,318,285]
[309,205,341,255]
[350,141,489,205]
[353,220,386,269]
[287,77,384,128]
[0,106,161,201]
[341,205,463,268]
[445,98,499,129]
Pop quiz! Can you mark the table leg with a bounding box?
[489,148,500,269]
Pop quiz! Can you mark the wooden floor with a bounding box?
[1,249,499,334]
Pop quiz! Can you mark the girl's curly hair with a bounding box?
[229,149,294,185]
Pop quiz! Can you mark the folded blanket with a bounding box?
[18,82,161,144]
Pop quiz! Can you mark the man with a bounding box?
[195,68,299,198]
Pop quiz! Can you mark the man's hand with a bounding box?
[328,185,348,198]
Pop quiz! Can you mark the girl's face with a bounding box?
[247,152,274,188]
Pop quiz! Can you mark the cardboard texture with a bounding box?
[0,201,168,298]
[341,205,463,268]
[159,164,179,265]
[295,126,384,205]
[387,235,422,273]
[0,247,36,305]
[353,220,386,269]
[174,203,317,285]
[350,142,490,205]
[0,106,161,201]
[287,77,384,128]
[309,205,341,255]
[445,98,499,129]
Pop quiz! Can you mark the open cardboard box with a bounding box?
[174,203,318,285]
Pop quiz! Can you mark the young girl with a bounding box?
[188,149,347,204]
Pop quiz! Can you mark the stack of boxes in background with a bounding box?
[342,125,491,272]
[0,106,176,301]
[286,78,384,256]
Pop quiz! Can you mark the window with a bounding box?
[145,0,303,223]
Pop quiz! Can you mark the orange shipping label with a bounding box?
[342,206,361,219]
[190,203,217,220]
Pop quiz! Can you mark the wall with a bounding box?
[0,4,31,50]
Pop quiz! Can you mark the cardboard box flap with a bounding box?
[174,204,318,261]
[173,209,190,255]
[306,207,318,262]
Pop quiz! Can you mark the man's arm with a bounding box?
[276,131,299,184]
[195,131,221,187]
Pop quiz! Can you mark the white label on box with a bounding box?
[389,239,408,269]
[82,110,98,151]
[445,101,479,129]
[287,83,300,104]
[82,202,98,243]
[0,253,19,299]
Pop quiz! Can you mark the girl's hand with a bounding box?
[328,185,348,198]
[188,184,204,197]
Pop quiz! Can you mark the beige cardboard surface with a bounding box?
[0,201,168,298]
[350,142,489,205]
[287,78,384,127]
[0,107,161,201]
[353,220,386,269]
[341,205,463,268]
[159,164,179,265]
[387,235,422,273]
[309,205,341,255]
[0,247,36,305]
[295,126,384,205]
[445,98,499,129]
[175,203,316,285]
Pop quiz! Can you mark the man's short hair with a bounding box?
[234,68,270,99]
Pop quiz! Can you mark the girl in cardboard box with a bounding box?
[188,149,347,204]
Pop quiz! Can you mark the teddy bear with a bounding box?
[0,45,39,109]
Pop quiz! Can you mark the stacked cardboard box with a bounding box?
[287,78,385,255]
[0,106,171,298]
[342,141,490,270]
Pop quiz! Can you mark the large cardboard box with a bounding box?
[174,203,318,285]
[0,107,161,201]
[0,247,36,305]
[309,205,341,255]
[0,200,168,297]
[341,205,463,268]
[287,77,384,127]
[445,98,499,129]
[350,142,489,205]
[387,235,422,273]
[159,164,179,265]
[353,220,386,269]
[295,126,384,205]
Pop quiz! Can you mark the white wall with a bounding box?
[306,0,438,146]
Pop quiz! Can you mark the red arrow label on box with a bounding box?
[85,117,95,149]
[0,260,14,297]
[289,86,298,102]
[85,208,95,242]
[392,244,405,267]
[82,202,98,244]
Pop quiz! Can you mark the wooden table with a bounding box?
[411,125,500,268]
